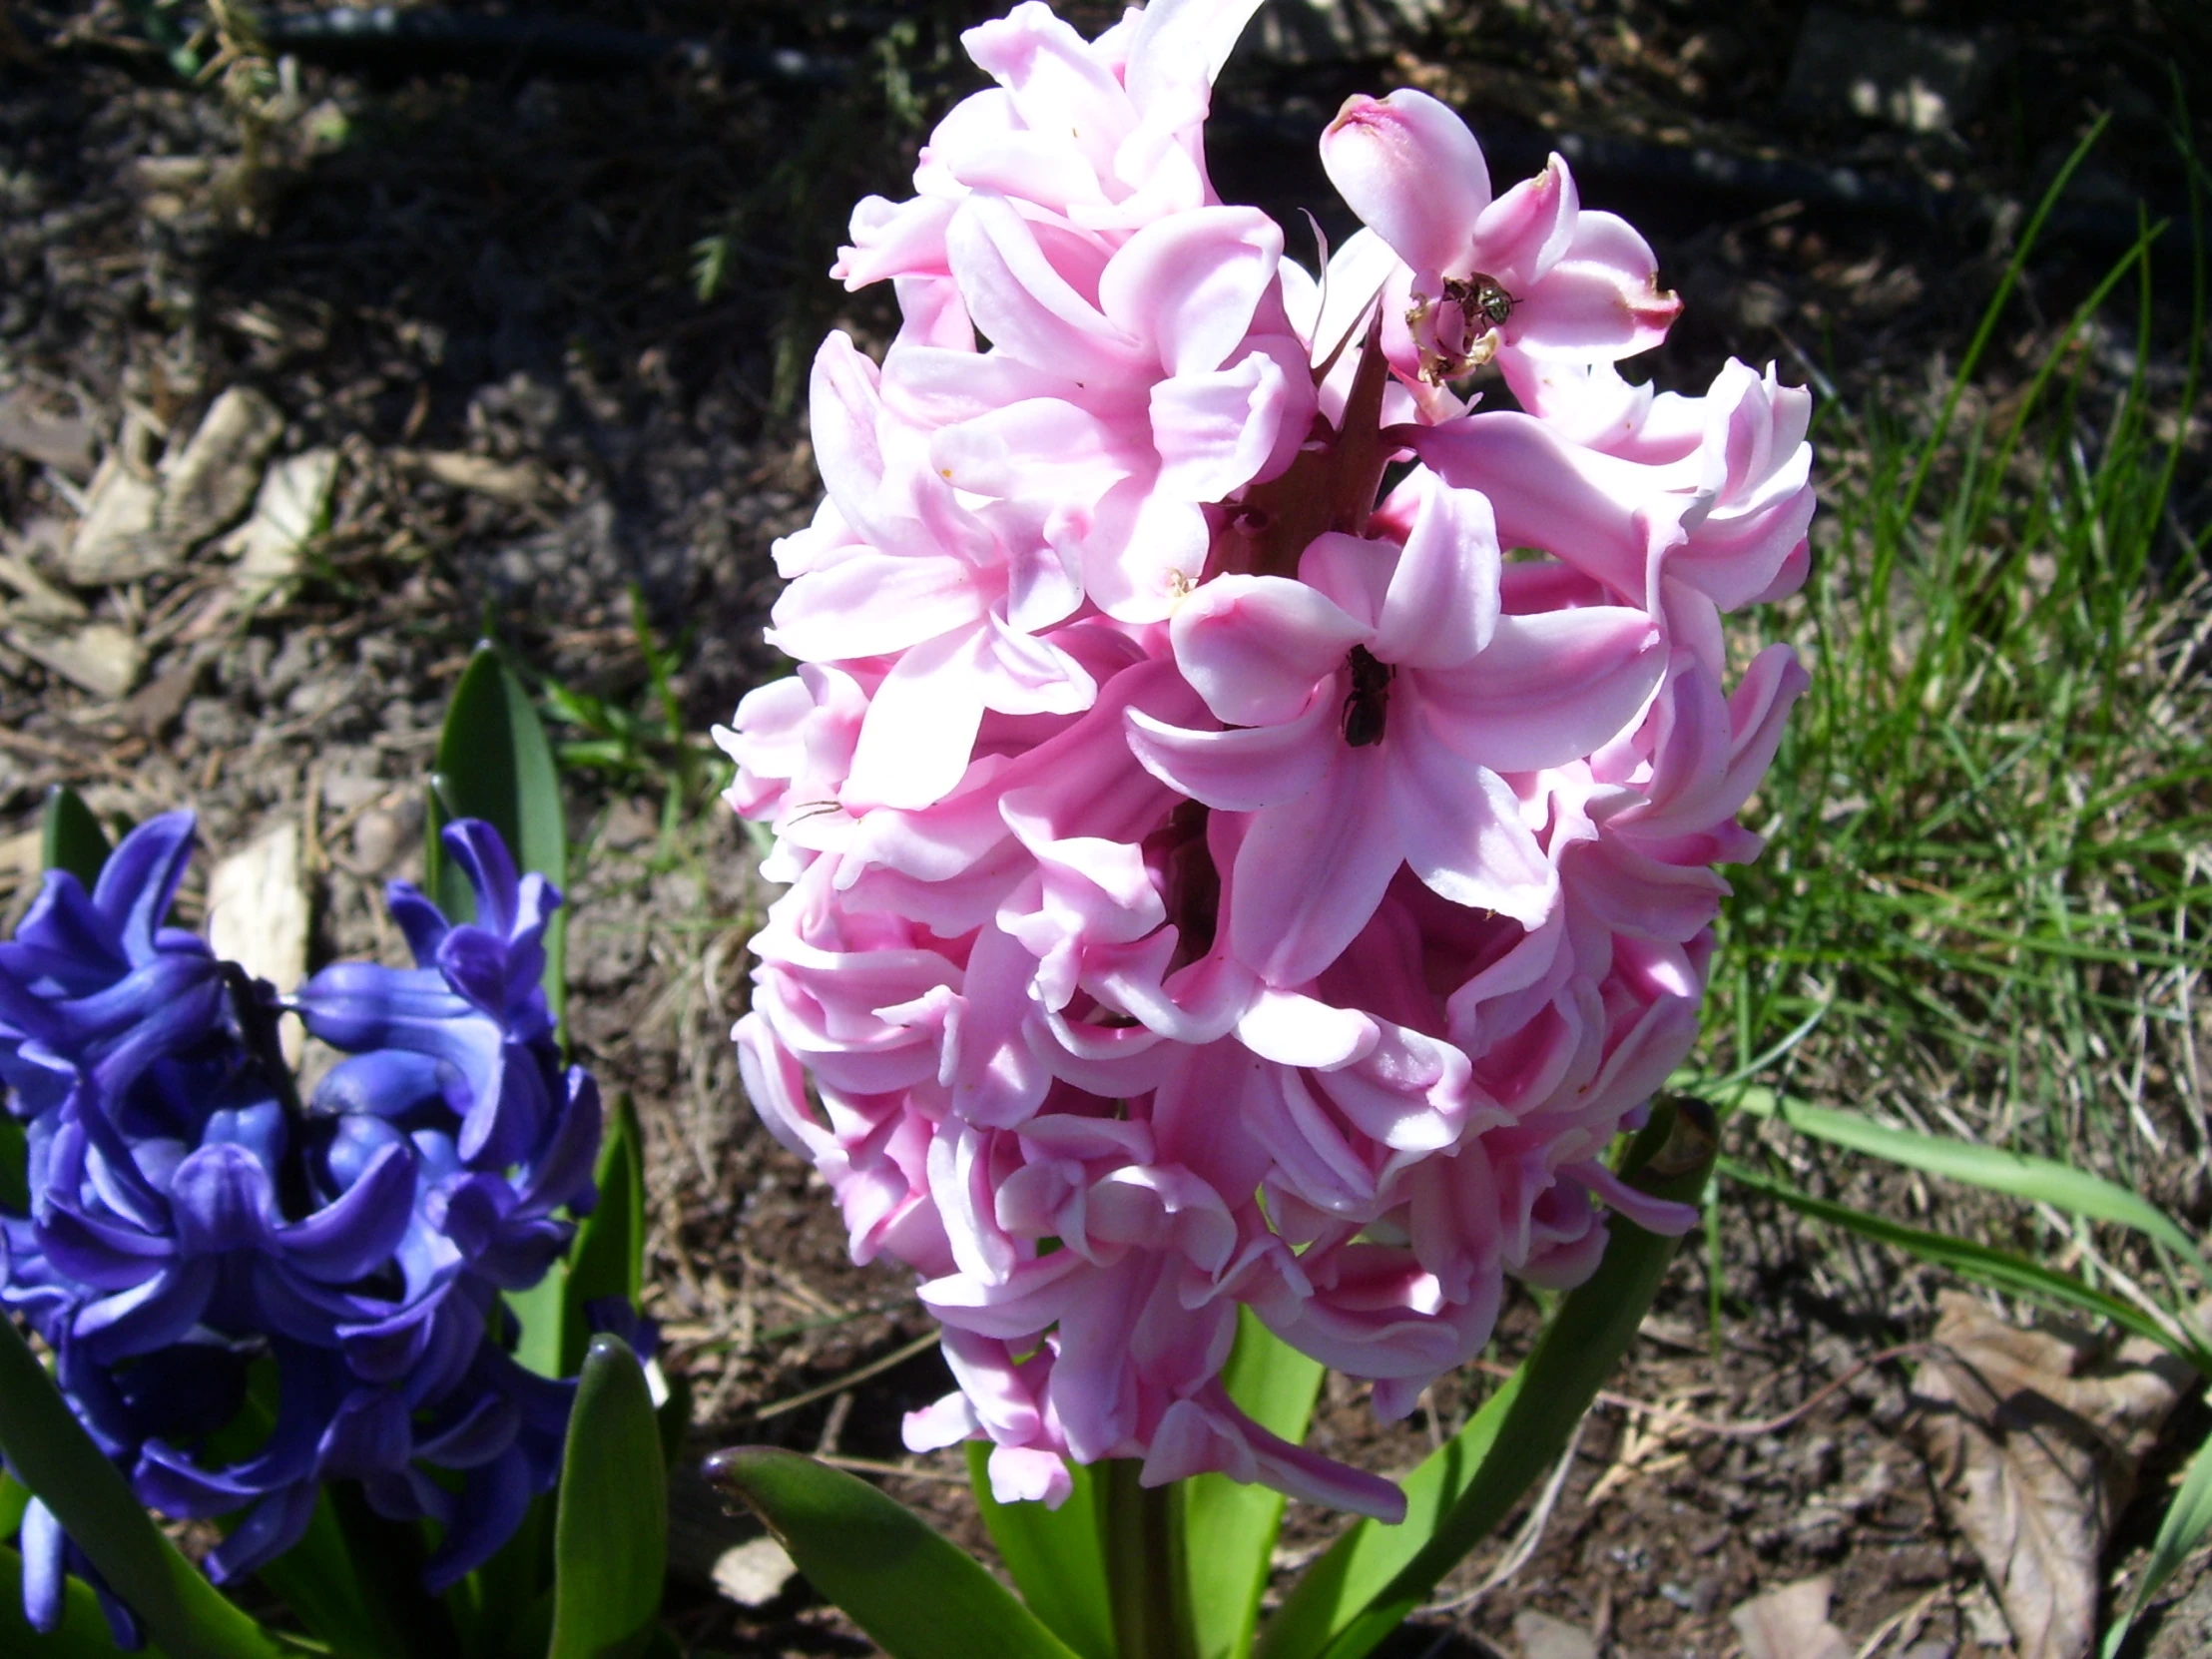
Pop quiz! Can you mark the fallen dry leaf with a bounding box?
[1512,1607,1598,1659]
[1729,1574,1854,1659]
[1912,1291,2197,1659]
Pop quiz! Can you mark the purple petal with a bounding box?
[205,1481,319,1584]
[384,881,450,966]
[278,1142,416,1282]
[421,1443,533,1593]
[311,1049,450,1121]
[36,1203,172,1291]
[436,926,509,1019]
[516,1066,602,1214]
[19,1498,64,1632]
[72,1258,217,1363]
[169,1144,278,1257]
[92,811,198,963]
[440,821,521,939]
[414,1391,520,1469]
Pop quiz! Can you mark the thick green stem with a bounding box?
[1102,1459,1192,1659]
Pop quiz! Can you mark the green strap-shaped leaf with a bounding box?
[549,1336,667,1659]
[40,787,111,888]
[707,1446,1083,1659]
[1734,1087,2211,1278]
[0,1542,139,1656]
[1721,1157,2210,1369]
[2102,1425,2212,1657]
[503,1088,645,1382]
[561,1094,645,1374]
[0,1316,287,1659]
[967,1444,1115,1659]
[426,642,568,1030]
[1179,1311,1325,1659]
[1256,1098,1719,1659]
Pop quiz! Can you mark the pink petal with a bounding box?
[843,630,988,811]
[767,550,988,663]
[945,195,1147,383]
[1099,206,1284,376]
[1415,416,1651,602]
[1125,696,1334,812]
[1169,575,1368,727]
[1469,154,1578,287]
[1151,349,1299,502]
[1374,479,1501,669]
[1513,212,1679,363]
[1078,478,1212,623]
[1122,0,1268,112]
[1388,746,1554,926]
[1319,91,1489,280]
[1225,744,1402,986]
[1417,609,1663,773]
[931,398,1144,503]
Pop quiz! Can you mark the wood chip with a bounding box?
[64,450,165,583]
[205,821,310,1064]
[3,619,145,700]
[1912,1292,2197,1659]
[218,446,338,595]
[400,448,545,505]
[159,386,285,548]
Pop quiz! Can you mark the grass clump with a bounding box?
[1701,170,2212,1222]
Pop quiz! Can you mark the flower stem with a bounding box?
[1101,1459,1192,1659]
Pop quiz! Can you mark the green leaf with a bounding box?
[426,642,568,1030]
[2102,1425,2212,1658]
[966,1445,1114,1659]
[1179,1311,1324,1659]
[0,1315,288,1659]
[40,787,111,888]
[561,1094,645,1374]
[706,1446,1083,1659]
[1257,1098,1719,1659]
[0,1542,138,1655]
[548,1336,667,1659]
[252,1491,404,1659]
[1720,1158,2208,1367]
[1732,1086,2210,1278]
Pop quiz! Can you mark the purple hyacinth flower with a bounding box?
[1,813,624,1627]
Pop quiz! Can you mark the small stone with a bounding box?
[217,446,338,598]
[351,807,404,872]
[1513,1609,1598,1659]
[0,387,95,477]
[710,1535,796,1608]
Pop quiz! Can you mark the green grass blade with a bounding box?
[2101,1425,2212,1658]
[0,1316,287,1659]
[426,642,569,1031]
[548,1336,667,1659]
[0,1542,138,1655]
[1180,1311,1325,1659]
[1256,1098,1719,1659]
[39,787,111,888]
[1731,1088,2209,1278]
[1719,1159,2207,1367]
[707,1446,1083,1659]
[966,1445,1115,1659]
